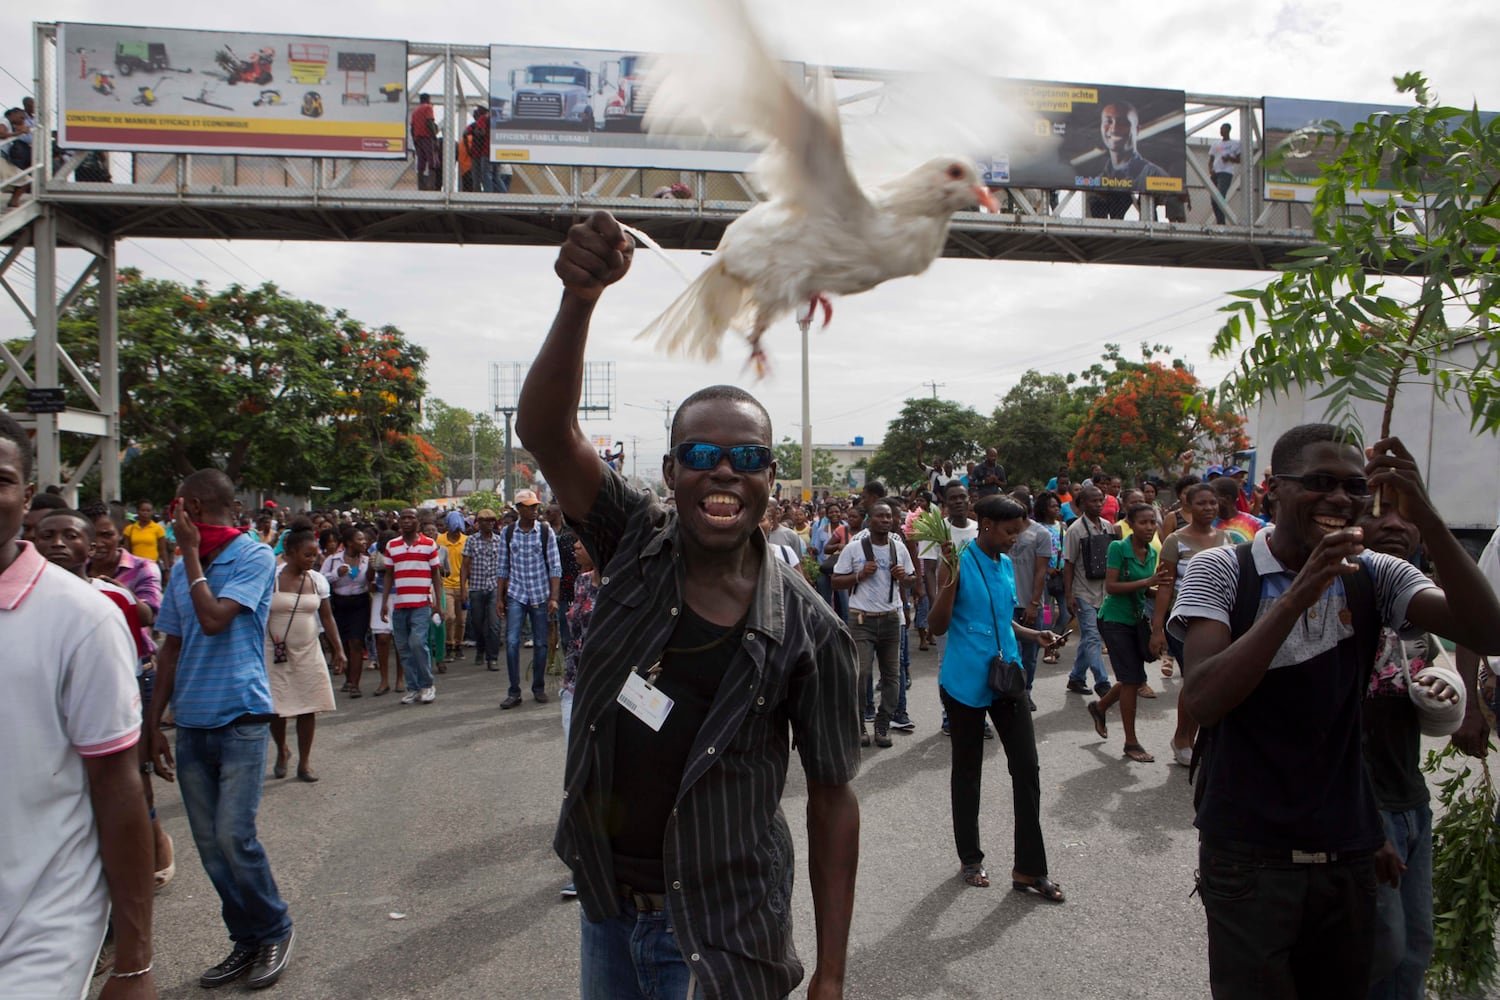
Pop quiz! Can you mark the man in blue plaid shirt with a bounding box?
[498,490,561,709]
[462,509,504,670]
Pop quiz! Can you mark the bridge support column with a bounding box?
[0,205,120,504]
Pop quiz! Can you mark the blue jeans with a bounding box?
[580,900,701,1000]
[1368,805,1434,999]
[914,592,929,630]
[175,722,292,946]
[1014,608,1040,690]
[507,597,549,698]
[469,588,501,663]
[392,605,434,691]
[1067,601,1109,689]
[815,571,848,621]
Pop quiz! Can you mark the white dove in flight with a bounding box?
[635,0,999,376]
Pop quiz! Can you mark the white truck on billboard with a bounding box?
[501,63,599,131]
[1248,335,1500,559]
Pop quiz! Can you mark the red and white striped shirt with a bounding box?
[384,534,441,609]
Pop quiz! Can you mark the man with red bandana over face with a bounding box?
[519,211,861,1000]
[1170,423,1500,1000]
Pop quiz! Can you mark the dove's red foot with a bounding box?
[809,294,833,329]
[745,347,772,380]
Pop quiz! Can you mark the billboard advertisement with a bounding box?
[978,80,1186,194]
[487,45,771,171]
[57,22,408,158]
[1263,96,1500,202]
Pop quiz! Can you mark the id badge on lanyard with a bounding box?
[618,670,674,732]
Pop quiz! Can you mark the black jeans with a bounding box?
[940,685,1047,877]
[1197,839,1377,999]
[849,611,901,727]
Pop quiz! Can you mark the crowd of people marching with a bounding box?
[6,208,1500,1000]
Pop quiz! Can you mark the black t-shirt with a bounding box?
[1361,628,1433,810]
[972,461,1006,497]
[610,607,739,891]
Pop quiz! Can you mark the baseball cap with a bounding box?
[1205,465,1224,479]
[1226,465,1246,476]
[513,489,541,507]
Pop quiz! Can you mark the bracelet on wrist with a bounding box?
[189,576,209,590]
[110,963,152,979]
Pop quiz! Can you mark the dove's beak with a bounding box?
[973,186,1000,213]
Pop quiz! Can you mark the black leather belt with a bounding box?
[1201,835,1374,865]
[618,883,667,913]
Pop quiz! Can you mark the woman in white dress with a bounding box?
[267,522,344,782]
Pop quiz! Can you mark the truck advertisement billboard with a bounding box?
[977,80,1186,194]
[1262,96,1500,203]
[57,22,408,158]
[487,44,769,171]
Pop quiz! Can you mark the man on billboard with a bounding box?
[1098,102,1169,189]
[1085,101,1169,219]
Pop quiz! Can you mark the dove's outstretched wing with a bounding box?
[642,0,872,221]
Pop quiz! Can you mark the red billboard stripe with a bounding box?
[64,126,405,155]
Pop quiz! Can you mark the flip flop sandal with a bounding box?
[960,863,990,888]
[1124,743,1156,764]
[1087,701,1108,739]
[372,686,391,697]
[1161,661,1174,677]
[1012,876,1065,903]
[348,688,362,698]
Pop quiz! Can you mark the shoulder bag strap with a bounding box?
[966,545,1004,658]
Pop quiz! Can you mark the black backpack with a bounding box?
[504,520,552,554]
[1188,542,1378,804]
[1079,517,1111,580]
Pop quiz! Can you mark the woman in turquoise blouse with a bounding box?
[929,495,1066,899]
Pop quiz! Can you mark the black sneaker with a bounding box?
[499,695,523,709]
[941,721,951,736]
[200,942,257,988]
[560,881,578,899]
[245,929,294,990]
[982,723,995,741]
[890,714,915,731]
[874,723,893,748]
[1028,694,1037,712]
[862,708,876,724]
[1065,679,1090,695]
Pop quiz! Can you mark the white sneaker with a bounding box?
[400,691,420,705]
[420,687,436,704]
[523,639,534,648]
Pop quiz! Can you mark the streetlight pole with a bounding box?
[797,303,813,502]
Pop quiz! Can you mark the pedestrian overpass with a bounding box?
[2,25,1321,499]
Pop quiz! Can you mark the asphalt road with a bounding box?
[128,640,1222,1000]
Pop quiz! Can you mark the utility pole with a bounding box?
[468,420,478,491]
[923,379,946,400]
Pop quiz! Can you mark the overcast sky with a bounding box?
[4,0,1497,470]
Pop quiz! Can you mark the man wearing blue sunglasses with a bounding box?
[518,211,861,1000]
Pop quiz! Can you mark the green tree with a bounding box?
[1214,72,1500,439]
[990,370,1091,487]
[772,437,838,487]
[867,398,987,489]
[420,399,504,488]
[34,270,431,502]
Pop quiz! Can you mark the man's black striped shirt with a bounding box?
[556,468,860,999]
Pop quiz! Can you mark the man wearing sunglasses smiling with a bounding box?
[518,211,860,1000]
[1170,423,1500,1000]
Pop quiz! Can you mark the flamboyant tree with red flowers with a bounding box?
[1069,344,1248,480]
